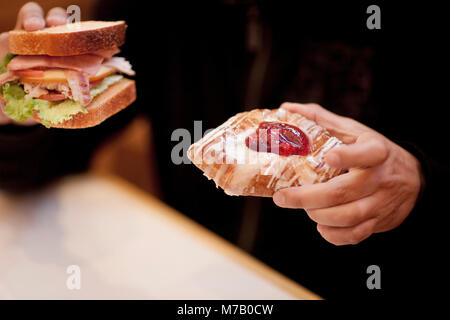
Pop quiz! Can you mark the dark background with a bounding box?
[1,0,449,300]
[99,0,450,300]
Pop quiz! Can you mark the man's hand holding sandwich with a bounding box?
[0,2,67,125]
[0,2,135,129]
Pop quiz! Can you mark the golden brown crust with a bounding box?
[9,21,127,56]
[32,79,136,129]
[188,108,345,197]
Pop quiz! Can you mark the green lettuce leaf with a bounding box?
[90,74,123,98]
[35,98,87,127]
[1,83,87,126]
[1,74,123,127]
[2,82,35,121]
[0,53,15,74]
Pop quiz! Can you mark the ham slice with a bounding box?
[0,71,19,86]
[65,70,92,106]
[103,57,135,76]
[92,47,120,59]
[7,55,104,76]
[38,93,67,101]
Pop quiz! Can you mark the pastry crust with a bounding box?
[187,108,344,197]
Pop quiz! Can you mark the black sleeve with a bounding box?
[392,142,449,236]
[0,101,138,193]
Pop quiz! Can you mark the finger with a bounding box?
[317,218,377,246]
[0,32,9,62]
[273,169,377,209]
[0,102,12,125]
[16,118,38,126]
[0,111,37,126]
[280,102,366,143]
[0,112,11,125]
[46,7,67,27]
[306,193,382,227]
[325,132,389,169]
[1,96,37,126]
[15,2,45,31]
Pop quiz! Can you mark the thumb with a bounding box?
[325,133,389,169]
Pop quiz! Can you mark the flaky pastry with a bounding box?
[188,108,344,197]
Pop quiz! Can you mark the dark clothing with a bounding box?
[1,1,448,299]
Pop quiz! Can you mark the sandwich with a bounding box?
[0,21,136,128]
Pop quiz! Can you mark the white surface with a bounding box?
[0,175,297,299]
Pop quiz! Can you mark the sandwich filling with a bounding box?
[0,47,134,127]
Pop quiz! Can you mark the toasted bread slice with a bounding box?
[32,79,136,129]
[9,21,127,56]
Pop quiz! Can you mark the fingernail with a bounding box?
[273,192,285,206]
[24,17,45,31]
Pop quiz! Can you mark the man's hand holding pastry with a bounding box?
[273,102,423,245]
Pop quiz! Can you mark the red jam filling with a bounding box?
[245,122,310,156]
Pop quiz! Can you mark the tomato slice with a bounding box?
[90,79,102,88]
[13,69,45,78]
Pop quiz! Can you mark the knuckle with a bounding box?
[349,227,367,245]
[373,139,389,160]
[364,133,388,153]
[346,202,365,225]
[379,176,396,190]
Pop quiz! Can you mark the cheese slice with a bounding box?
[20,66,114,83]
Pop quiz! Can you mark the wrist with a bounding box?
[397,141,430,204]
